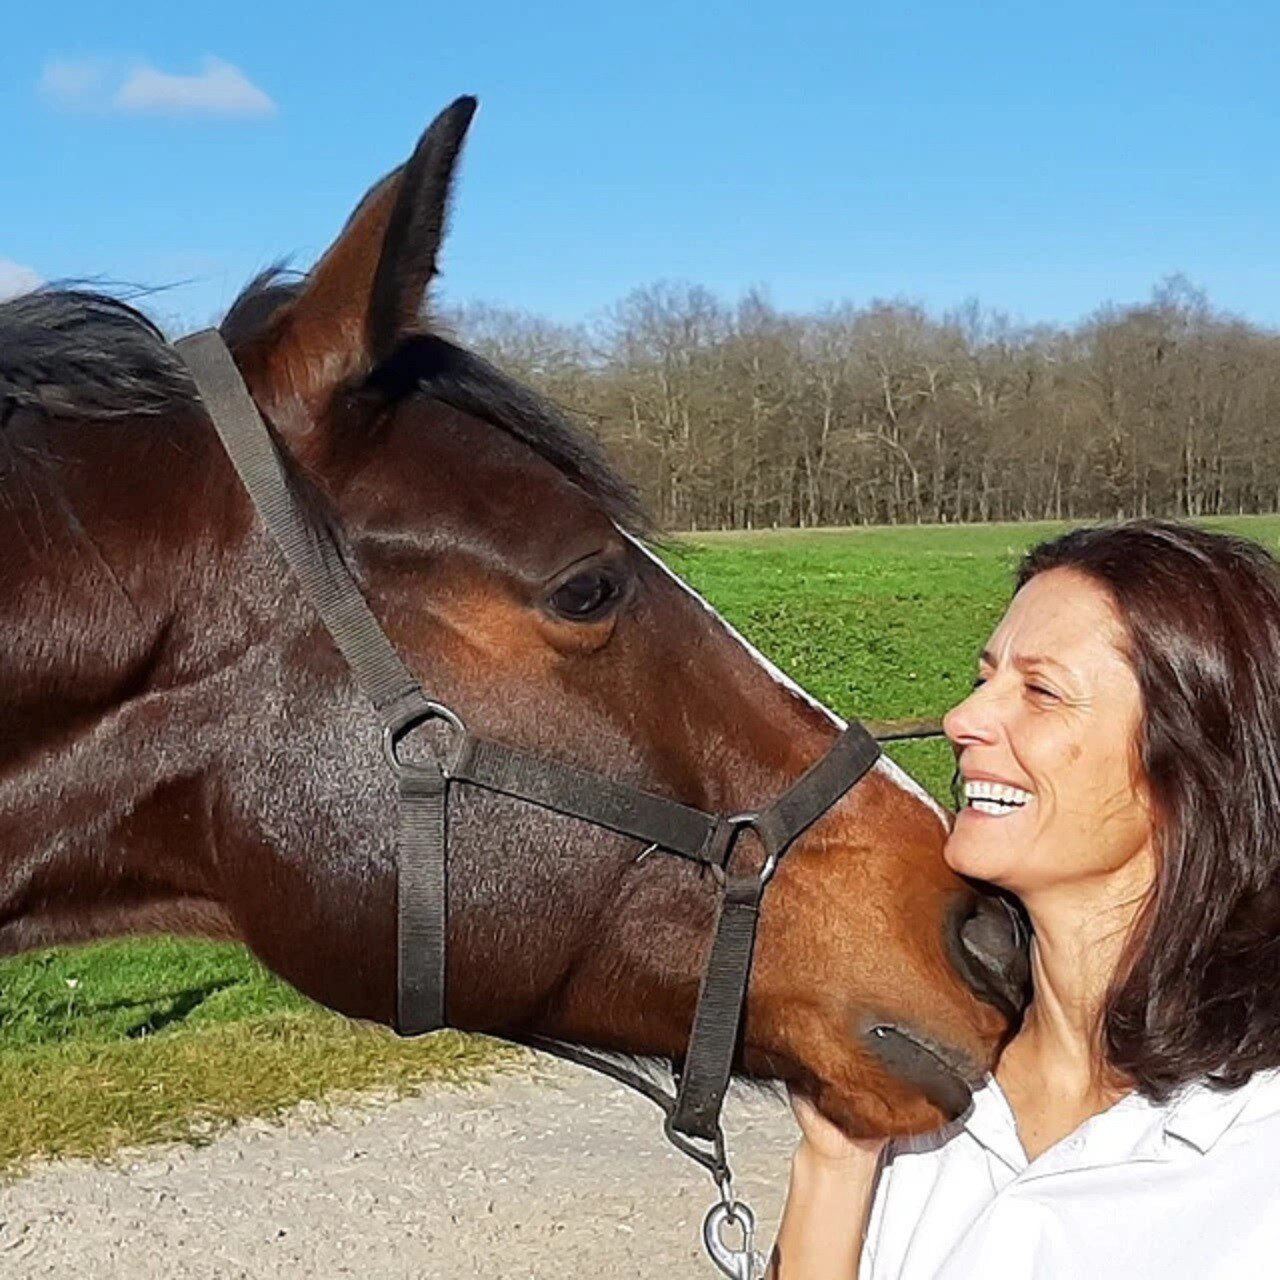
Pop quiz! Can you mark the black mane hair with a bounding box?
[0,289,193,422]
[0,281,651,537]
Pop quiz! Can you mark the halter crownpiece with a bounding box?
[175,327,899,1277]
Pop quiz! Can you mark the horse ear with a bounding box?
[367,96,477,362]
[237,96,478,432]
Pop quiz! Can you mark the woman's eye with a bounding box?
[548,569,621,621]
[971,676,987,691]
[1026,683,1059,701]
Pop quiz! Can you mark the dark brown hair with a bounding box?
[1018,520,1280,1099]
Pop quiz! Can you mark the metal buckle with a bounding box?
[381,695,467,778]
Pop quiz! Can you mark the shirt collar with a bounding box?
[1161,1069,1274,1154]
[961,1077,1028,1171]
[964,1068,1276,1169]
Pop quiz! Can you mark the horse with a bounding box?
[0,96,1023,1195]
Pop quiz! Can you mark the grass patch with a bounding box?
[6,514,1279,1171]
[0,1016,517,1176]
[0,936,520,1177]
[663,515,1280,796]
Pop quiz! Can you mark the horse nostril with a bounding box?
[948,892,1030,1023]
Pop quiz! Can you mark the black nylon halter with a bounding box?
[175,328,888,1179]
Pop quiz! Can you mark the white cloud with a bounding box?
[115,57,276,118]
[38,57,110,109]
[37,55,276,119]
[0,259,42,301]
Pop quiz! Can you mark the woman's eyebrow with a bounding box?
[978,648,1079,680]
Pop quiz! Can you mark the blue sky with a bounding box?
[4,1,1278,330]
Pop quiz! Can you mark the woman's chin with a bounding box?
[943,811,1022,884]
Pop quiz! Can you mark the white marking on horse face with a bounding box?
[621,531,951,831]
[874,754,951,828]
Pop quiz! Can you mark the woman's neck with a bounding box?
[999,856,1154,1119]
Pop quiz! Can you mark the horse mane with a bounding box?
[0,289,193,422]
[0,279,651,537]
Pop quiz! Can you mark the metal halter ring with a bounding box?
[381,697,467,778]
[708,813,778,889]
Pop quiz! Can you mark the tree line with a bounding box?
[446,276,1280,530]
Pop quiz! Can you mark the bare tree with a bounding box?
[448,277,1280,530]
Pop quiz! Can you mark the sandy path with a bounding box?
[0,1059,799,1278]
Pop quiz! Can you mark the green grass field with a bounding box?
[6,515,1279,1172]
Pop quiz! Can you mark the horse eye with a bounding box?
[548,568,622,621]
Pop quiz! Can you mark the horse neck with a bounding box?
[0,407,305,955]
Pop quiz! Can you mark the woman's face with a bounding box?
[942,568,1155,902]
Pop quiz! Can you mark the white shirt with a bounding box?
[861,1068,1280,1278]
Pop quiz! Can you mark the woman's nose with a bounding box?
[943,685,999,747]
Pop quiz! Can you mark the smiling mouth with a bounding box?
[859,1022,982,1121]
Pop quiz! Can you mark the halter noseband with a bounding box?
[176,329,918,1277]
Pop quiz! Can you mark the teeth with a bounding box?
[963,779,1033,813]
[969,799,1016,816]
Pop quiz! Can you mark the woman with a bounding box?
[769,520,1280,1279]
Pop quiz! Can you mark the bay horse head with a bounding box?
[0,96,1024,1143]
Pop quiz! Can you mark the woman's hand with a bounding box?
[790,1090,888,1167]
[766,1090,889,1278]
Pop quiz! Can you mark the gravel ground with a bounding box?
[0,1058,799,1278]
